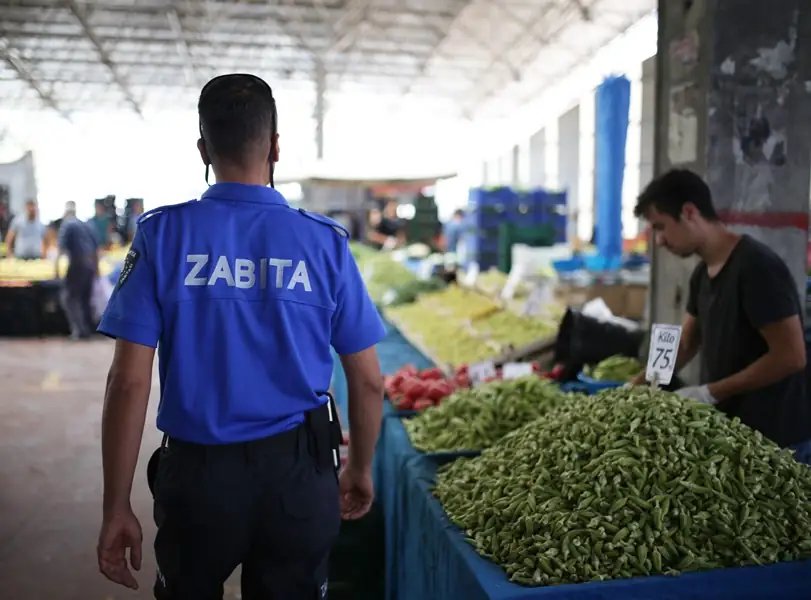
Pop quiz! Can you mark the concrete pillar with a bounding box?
[511,144,521,187]
[314,61,326,160]
[651,0,811,383]
[529,129,547,187]
[516,140,530,188]
[558,106,580,242]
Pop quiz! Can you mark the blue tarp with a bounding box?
[594,76,631,262]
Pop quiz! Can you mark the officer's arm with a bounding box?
[98,227,162,516]
[332,241,387,473]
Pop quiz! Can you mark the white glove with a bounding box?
[676,385,717,405]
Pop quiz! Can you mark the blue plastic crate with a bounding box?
[546,191,567,208]
[576,372,624,394]
[468,187,518,208]
[552,257,584,273]
[583,254,623,272]
[551,213,567,243]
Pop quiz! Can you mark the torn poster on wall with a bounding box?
[668,83,700,165]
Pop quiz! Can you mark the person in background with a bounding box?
[5,199,45,260]
[0,202,11,243]
[95,73,385,598]
[127,199,143,242]
[443,208,466,254]
[56,200,100,340]
[366,199,403,249]
[89,200,114,249]
[630,169,811,463]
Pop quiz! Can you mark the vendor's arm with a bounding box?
[98,226,162,515]
[707,259,806,403]
[367,228,388,246]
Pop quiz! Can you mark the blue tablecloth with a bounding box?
[398,456,811,600]
[330,317,434,425]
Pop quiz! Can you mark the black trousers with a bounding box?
[152,423,341,599]
[60,265,95,337]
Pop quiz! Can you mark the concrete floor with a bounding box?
[0,338,242,599]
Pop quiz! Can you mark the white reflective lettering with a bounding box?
[269,258,292,288]
[287,260,312,291]
[259,257,268,290]
[234,258,255,289]
[208,255,235,286]
[184,254,209,286]
[182,255,312,292]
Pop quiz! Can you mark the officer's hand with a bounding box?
[339,465,374,520]
[97,509,143,590]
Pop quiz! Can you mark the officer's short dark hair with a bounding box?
[634,169,719,221]
[198,75,276,166]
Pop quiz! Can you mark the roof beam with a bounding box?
[0,41,71,120]
[166,8,200,88]
[64,0,143,116]
[461,0,586,116]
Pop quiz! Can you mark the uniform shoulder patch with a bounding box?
[137,199,198,224]
[116,247,140,290]
[297,209,349,238]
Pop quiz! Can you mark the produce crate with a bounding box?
[468,186,518,210]
[576,371,624,394]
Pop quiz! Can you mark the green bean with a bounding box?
[434,387,811,586]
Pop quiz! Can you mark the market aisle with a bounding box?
[0,338,242,599]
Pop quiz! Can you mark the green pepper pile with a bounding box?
[435,386,811,586]
[404,377,578,453]
[585,355,642,382]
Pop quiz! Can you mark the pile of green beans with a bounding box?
[435,386,811,586]
[404,377,578,453]
[585,355,642,382]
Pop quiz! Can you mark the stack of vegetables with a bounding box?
[384,365,465,412]
[436,386,811,586]
[404,377,577,452]
[584,355,643,382]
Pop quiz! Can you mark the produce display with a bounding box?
[352,247,419,304]
[385,278,446,307]
[472,310,558,348]
[584,355,643,382]
[404,377,576,452]
[476,268,532,298]
[384,364,468,411]
[0,256,115,281]
[435,386,811,586]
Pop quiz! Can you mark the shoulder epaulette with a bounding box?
[297,209,349,238]
[137,199,198,224]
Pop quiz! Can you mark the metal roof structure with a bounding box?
[0,0,655,122]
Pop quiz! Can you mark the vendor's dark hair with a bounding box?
[634,169,719,221]
[198,74,277,170]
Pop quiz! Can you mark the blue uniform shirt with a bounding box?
[98,183,386,444]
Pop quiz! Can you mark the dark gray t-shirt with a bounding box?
[687,235,810,447]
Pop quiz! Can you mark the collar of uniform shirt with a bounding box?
[200,183,288,206]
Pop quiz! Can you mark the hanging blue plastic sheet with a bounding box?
[594,75,631,262]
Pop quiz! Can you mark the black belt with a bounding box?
[146,392,342,497]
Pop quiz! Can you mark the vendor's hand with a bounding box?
[338,464,374,520]
[676,385,717,405]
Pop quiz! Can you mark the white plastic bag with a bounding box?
[92,276,114,323]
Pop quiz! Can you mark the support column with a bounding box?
[529,129,547,188]
[652,0,811,383]
[314,60,326,160]
[558,106,580,243]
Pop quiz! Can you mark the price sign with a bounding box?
[500,265,525,301]
[523,279,553,316]
[418,260,434,280]
[645,323,682,386]
[469,360,497,386]
[463,262,480,287]
[502,362,534,380]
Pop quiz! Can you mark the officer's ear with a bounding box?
[271,134,280,163]
[197,138,211,167]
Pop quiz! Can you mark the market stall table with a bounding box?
[396,455,811,600]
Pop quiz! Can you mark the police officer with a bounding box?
[95,73,387,599]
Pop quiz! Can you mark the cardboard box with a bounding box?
[624,284,648,321]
